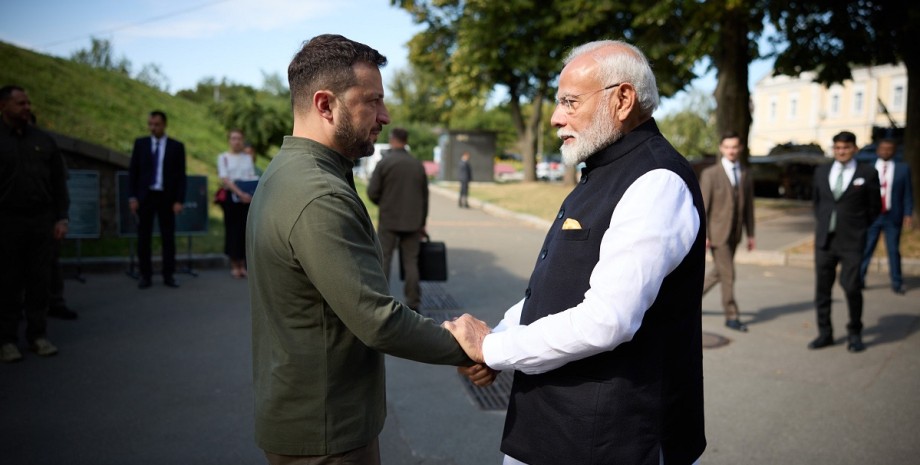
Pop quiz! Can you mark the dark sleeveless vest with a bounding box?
[500,119,706,465]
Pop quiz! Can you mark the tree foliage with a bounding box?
[657,90,718,158]
[635,0,768,163]
[135,63,170,92]
[178,78,291,159]
[70,37,132,76]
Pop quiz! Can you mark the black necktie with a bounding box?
[150,140,159,176]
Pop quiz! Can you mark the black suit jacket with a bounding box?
[128,136,187,204]
[813,161,880,251]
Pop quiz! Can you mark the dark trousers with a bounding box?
[0,214,54,344]
[137,191,177,280]
[378,229,421,309]
[859,213,903,289]
[221,200,249,260]
[458,181,470,207]
[49,238,65,309]
[702,240,740,320]
[815,234,863,337]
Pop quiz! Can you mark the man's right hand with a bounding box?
[458,364,498,387]
[129,198,139,213]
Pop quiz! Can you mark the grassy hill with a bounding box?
[1,41,226,178]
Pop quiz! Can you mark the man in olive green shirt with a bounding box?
[246,35,471,464]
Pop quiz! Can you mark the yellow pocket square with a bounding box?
[562,218,582,230]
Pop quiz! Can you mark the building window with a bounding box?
[830,94,840,116]
[854,91,863,114]
[770,99,777,120]
[789,97,797,118]
[894,85,904,110]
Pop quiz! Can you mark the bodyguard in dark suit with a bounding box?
[860,139,913,295]
[810,131,880,353]
[128,110,186,289]
[367,127,428,310]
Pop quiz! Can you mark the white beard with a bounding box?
[559,101,622,166]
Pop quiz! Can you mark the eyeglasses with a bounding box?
[554,83,622,114]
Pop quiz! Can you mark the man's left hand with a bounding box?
[173,202,184,214]
[747,237,756,251]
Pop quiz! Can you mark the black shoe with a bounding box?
[164,277,179,288]
[808,334,835,350]
[725,319,748,332]
[48,306,78,320]
[138,277,152,289]
[893,286,906,295]
[847,334,865,353]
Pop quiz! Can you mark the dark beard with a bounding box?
[334,106,375,159]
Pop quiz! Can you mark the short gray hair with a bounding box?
[564,40,659,117]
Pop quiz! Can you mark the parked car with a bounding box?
[749,152,830,199]
[494,163,522,181]
[691,152,830,200]
[537,154,565,181]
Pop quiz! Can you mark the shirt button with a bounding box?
[580,174,588,184]
[539,249,547,259]
[525,288,532,298]
[556,209,565,219]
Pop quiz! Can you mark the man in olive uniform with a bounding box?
[246,35,470,464]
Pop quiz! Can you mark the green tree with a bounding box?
[180,78,291,159]
[135,63,170,92]
[769,0,920,221]
[70,37,132,75]
[657,89,718,158]
[636,0,767,163]
[395,1,617,181]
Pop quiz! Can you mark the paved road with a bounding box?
[2,185,918,464]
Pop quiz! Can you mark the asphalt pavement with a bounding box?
[2,182,918,465]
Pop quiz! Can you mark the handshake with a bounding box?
[442,314,498,387]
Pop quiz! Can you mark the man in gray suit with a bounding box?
[368,127,429,310]
[699,131,755,332]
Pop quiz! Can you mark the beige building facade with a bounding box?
[748,63,907,156]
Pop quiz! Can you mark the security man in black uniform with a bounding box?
[0,85,70,363]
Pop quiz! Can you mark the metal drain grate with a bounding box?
[702,331,731,349]
[419,282,461,310]
[460,369,513,410]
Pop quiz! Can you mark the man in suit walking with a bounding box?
[700,131,755,332]
[367,127,428,310]
[860,139,913,295]
[810,131,880,353]
[128,110,187,289]
[457,151,472,208]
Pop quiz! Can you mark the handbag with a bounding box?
[400,234,448,282]
[213,187,228,205]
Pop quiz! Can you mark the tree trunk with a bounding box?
[713,8,753,163]
[508,94,537,182]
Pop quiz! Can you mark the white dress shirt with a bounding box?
[150,135,166,191]
[483,169,700,374]
[875,158,894,210]
[828,159,857,194]
[720,156,740,186]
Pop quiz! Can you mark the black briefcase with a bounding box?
[400,237,448,282]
